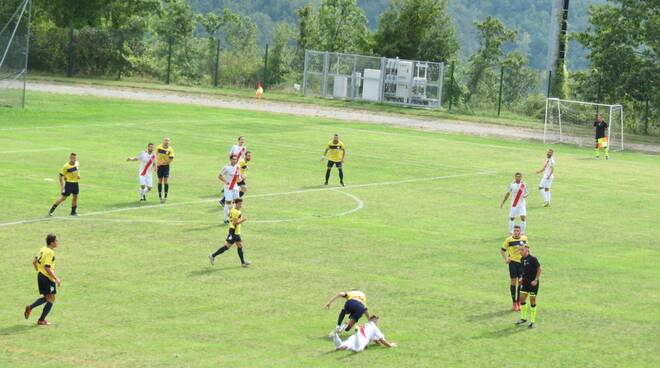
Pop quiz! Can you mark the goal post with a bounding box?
[0,0,31,108]
[544,97,625,151]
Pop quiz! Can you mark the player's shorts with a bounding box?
[539,177,553,189]
[226,228,241,244]
[509,204,527,218]
[37,272,57,295]
[157,165,170,178]
[327,160,343,169]
[521,280,539,296]
[342,299,367,321]
[139,174,153,187]
[62,182,79,196]
[224,188,240,202]
[508,261,523,278]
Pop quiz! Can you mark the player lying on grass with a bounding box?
[332,315,397,352]
[325,289,370,333]
[48,153,80,216]
[209,198,251,267]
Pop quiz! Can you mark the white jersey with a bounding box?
[220,164,240,190]
[137,151,156,176]
[229,144,247,160]
[508,181,528,208]
[542,157,555,179]
[341,322,385,352]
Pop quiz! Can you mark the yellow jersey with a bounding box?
[156,144,174,166]
[501,235,529,263]
[37,246,56,282]
[238,159,249,177]
[326,140,345,162]
[60,161,80,183]
[344,290,367,308]
[229,207,242,235]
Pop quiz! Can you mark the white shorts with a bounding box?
[224,188,240,202]
[539,177,553,189]
[139,175,153,187]
[509,205,527,218]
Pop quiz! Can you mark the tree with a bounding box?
[501,51,538,106]
[311,0,370,53]
[267,22,295,85]
[465,16,516,103]
[374,0,458,62]
[294,4,316,68]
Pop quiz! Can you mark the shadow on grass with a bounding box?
[472,326,527,339]
[181,224,222,232]
[0,324,34,336]
[465,309,512,322]
[188,265,243,277]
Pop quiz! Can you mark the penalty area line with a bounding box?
[0,170,494,228]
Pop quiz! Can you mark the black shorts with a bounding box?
[508,261,523,279]
[37,272,56,295]
[343,299,367,321]
[226,228,242,244]
[157,165,170,178]
[237,180,246,186]
[327,160,342,169]
[521,280,539,296]
[62,182,79,196]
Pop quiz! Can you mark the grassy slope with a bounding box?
[0,92,658,368]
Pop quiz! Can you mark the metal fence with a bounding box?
[303,50,444,109]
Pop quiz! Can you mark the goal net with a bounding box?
[0,0,31,108]
[544,98,624,151]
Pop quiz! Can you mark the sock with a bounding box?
[212,245,228,257]
[164,184,169,198]
[333,332,342,348]
[520,302,528,320]
[239,191,244,197]
[325,169,331,183]
[139,188,144,198]
[158,184,162,198]
[71,206,77,214]
[337,310,347,326]
[520,221,527,234]
[547,191,551,203]
[237,247,246,264]
[510,285,517,302]
[508,219,515,233]
[49,204,58,213]
[530,304,537,323]
[595,147,600,156]
[539,189,545,202]
[338,169,344,182]
[29,297,47,310]
[224,204,230,221]
[39,302,53,321]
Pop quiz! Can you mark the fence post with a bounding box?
[379,57,386,103]
[546,70,552,97]
[302,50,309,95]
[448,61,455,111]
[263,43,269,87]
[117,30,124,80]
[214,39,220,87]
[497,66,504,117]
[165,35,173,84]
[322,51,329,97]
[67,27,74,77]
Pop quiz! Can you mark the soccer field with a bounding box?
[0,92,658,368]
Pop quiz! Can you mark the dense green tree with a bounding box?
[501,52,538,105]
[266,22,296,85]
[311,0,370,53]
[374,0,457,62]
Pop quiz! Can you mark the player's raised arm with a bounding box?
[325,292,347,309]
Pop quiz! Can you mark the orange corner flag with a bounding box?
[256,81,263,99]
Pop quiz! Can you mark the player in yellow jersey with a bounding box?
[48,153,80,216]
[209,198,251,267]
[321,133,346,186]
[237,151,251,198]
[156,137,174,203]
[325,289,371,333]
[500,225,529,311]
[24,234,61,326]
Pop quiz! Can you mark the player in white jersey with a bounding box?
[333,316,397,352]
[126,143,156,201]
[219,155,240,224]
[500,172,529,234]
[220,136,247,206]
[535,149,555,207]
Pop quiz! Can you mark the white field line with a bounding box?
[0,147,68,154]
[0,122,136,132]
[58,189,365,225]
[0,171,495,228]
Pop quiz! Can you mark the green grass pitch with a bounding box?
[0,92,658,367]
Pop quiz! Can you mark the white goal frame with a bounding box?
[544,97,624,151]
